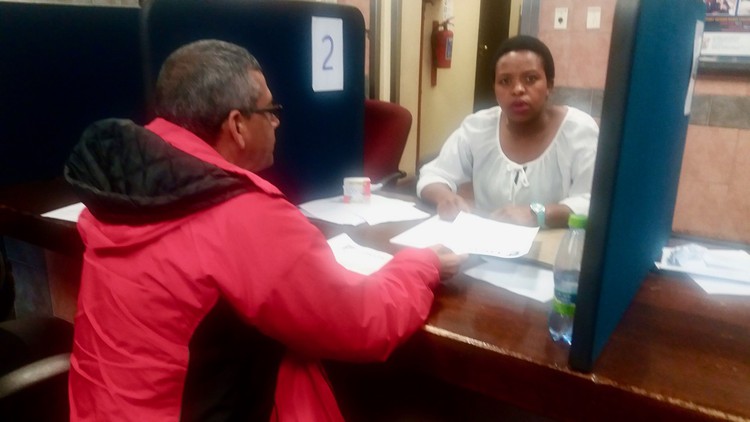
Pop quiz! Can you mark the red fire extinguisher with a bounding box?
[433,18,453,69]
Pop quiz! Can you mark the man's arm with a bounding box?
[205,194,455,362]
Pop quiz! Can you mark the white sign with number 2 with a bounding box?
[312,16,344,92]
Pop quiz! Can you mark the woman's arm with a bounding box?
[560,111,599,216]
[489,203,572,228]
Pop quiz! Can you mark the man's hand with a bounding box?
[428,245,469,280]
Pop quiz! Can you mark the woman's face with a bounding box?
[493,50,551,124]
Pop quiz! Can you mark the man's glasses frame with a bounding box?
[247,103,283,119]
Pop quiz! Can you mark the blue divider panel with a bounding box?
[142,0,366,204]
[0,3,145,186]
[570,0,705,371]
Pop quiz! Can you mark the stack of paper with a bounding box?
[327,233,392,275]
[299,194,430,225]
[327,230,551,302]
[464,258,553,302]
[41,202,86,223]
[390,212,538,259]
[656,243,750,296]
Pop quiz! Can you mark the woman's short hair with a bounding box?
[154,39,262,144]
[492,35,555,86]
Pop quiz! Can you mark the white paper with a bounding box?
[327,233,392,275]
[701,32,750,57]
[389,215,455,248]
[299,194,431,226]
[312,17,344,92]
[691,274,750,296]
[464,258,553,302]
[656,244,750,285]
[390,212,538,259]
[685,20,703,116]
[41,202,86,223]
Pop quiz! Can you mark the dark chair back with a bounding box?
[0,3,146,186]
[363,99,412,186]
[141,0,366,203]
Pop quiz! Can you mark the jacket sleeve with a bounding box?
[198,193,442,362]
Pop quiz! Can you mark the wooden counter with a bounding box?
[1,181,748,421]
[316,216,750,421]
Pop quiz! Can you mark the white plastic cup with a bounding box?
[342,177,371,203]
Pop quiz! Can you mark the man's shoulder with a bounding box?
[207,190,305,225]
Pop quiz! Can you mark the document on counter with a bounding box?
[464,258,553,302]
[41,202,86,223]
[390,212,539,259]
[299,194,430,226]
[327,233,392,275]
[656,243,750,296]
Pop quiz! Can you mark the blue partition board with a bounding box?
[0,3,146,186]
[570,0,705,371]
[141,0,366,204]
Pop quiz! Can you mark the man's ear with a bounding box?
[225,109,247,149]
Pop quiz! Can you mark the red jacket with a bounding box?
[65,118,441,421]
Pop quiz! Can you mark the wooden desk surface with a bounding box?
[0,178,82,255]
[315,217,750,421]
[2,182,749,421]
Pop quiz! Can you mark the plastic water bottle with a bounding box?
[548,214,587,346]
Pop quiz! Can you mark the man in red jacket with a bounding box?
[64,39,465,421]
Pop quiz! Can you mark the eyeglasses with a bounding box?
[247,103,283,119]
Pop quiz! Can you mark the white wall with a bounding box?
[398,0,481,174]
[397,0,423,175]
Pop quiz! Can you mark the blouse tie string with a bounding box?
[506,163,529,203]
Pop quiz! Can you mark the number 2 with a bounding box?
[312,16,342,91]
[322,35,334,70]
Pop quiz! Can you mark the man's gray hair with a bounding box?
[154,39,262,144]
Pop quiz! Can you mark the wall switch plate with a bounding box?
[554,7,568,30]
[587,7,601,29]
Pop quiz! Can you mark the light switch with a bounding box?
[587,7,601,29]
[554,7,568,30]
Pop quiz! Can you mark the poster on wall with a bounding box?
[700,0,750,72]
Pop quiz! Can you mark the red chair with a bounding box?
[363,99,412,187]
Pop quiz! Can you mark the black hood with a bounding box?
[65,119,252,224]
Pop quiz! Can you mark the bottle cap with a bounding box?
[568,214,587,229]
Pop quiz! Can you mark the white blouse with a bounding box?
[417,106,599,216]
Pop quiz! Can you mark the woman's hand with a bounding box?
[490,205,537,226]
[435,194,471,221]
[421,183,471,221]
[491,203,573,228]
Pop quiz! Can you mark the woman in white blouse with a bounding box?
[417,35,599,228]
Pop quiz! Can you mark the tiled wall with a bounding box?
[551,86,750,243]
[540,0,750,244]
[675,122,750,243]
[679,52,750,243]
